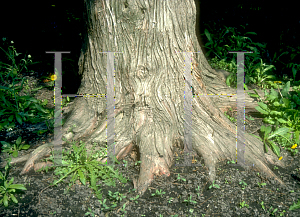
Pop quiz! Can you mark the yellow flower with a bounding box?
[274,81,282,84]
[279,156,283,161]
[291,144,298,149]
[51,74,57,81]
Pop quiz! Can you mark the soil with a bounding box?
[1,71,300,216]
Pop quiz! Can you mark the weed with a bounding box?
[0,158,27,207]
[151,189,166,198]
[176,173,186,182]
[239,180,247,190]
[239,200,249,208]
[208,180,220,189]
[183,194,197,206]
[0,136,30,158]
[36,140,128,201]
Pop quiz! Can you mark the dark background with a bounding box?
[0,0,299,94]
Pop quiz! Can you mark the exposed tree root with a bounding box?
[1,92,288,198]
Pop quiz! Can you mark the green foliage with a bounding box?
[202,24,299,91]
[239,180,247,190]
[246,58,277,89]
[0,158,27,207]
[0,38,54,134]
[37,140,128,201]
[0,11,299,214]
[151,189,166,198]
[239,200,249,208]
[248,81,300,156]
[183,194,197,206]
[257,182,267,188]
[202,22,300,159]
[176,173,186,182]
[289,199,300,211]
[0,136,30,158]
[108,190,126,202]
[223,108,237,123]
[62,96,71,107]
[208,180,220,189]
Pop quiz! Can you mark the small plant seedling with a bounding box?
[239,200,249,208]
[183,194,197,206]
[177,174,186,182]
[134,160,141,166]
[168,197,174,203]
[85,207,96,216]
[268,206,278,215]
[130,194,140,204]
[108,191,126,202]
[257,182,266,188]
[0,159,27,207]
[209,180,220,189]
[195,186,201,197]
[227,160,236,164]
[151,189,166,198]
[289,199,300,211]
[1,136,30,158]
[239,180,247,190]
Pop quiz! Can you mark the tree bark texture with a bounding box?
[9,0,287,196]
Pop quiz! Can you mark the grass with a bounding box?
[0,20,300,215]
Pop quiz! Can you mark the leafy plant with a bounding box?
[239,180,247,190]
[0,136,30,158]
[260,201,265,210]
[247,59,277,89]
[134,160,141,166]
[195,186,201,197]
[267,206,279,216]
[98,198,117,211]
[183,194,197,206]
[239,200,249,208]
[202,24,275,89]
[85,207,96,217]
[257,182,266,188]
[224,108,237,123]
[129,194,140,204]
[37,140,128,201]
[251,125,293,158]
[108,190,126,202]
[62,95,71,107]
[248,81,300,157]
[269,44,300,86]
[203,25,264,65]
[168,197,174,203]
[246,115,255,121]
[0,40,54,134]
[176,173,186,182]
[0,158,27,207]
[289,199,300,211]
[208,180,220,189]
[227,160,236,164]
[151,189,166,198]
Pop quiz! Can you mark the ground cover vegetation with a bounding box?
[0,1,300,216]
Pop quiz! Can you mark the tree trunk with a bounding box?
[8,0,287,196]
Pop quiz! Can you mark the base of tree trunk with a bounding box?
[1,68,290,197]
